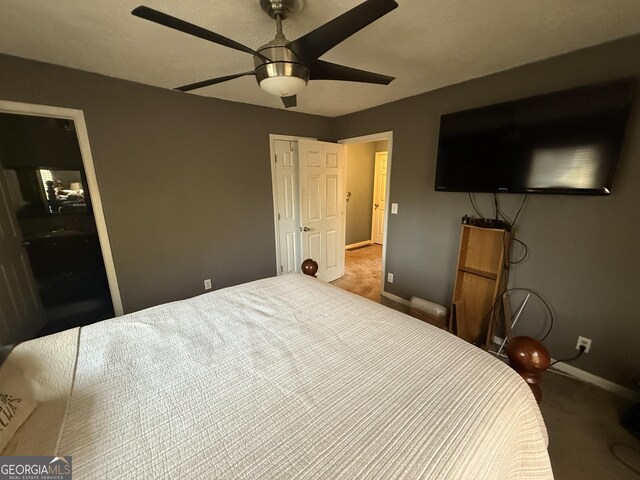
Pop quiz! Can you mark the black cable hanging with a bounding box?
[549,347,586,367]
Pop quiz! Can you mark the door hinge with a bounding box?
[280,265,283,274]
[274,154,277,163]
[278,212,281,220]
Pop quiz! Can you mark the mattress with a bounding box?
[5,274,553,479]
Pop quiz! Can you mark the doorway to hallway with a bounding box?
[330,131,392,303]
[331,244,382,302]
[269,130,393,304]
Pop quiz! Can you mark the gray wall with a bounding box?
[0,115,83,169]
[332,35,640,387]
[345,142,376,245]
[374,140,388,153]
[2,33,640,387]
[0,54,332,314]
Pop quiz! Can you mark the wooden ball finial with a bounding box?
[301,258,318,277]
[506,336,551,403]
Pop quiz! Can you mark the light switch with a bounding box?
[391,203,398,214]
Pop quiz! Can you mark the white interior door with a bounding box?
[0,168,45,344]
[298,139,345,282]
[371,151,388,245]
[273,139,301,274]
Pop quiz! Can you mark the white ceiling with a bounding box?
[1,0,640,117]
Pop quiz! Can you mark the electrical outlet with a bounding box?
[576,336,592,353]
[204,278,212,290]
[387,272,394,283]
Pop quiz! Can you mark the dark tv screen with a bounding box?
[435,79,635,194]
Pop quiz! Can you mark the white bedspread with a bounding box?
[1,327,79,456]
[56,274,552,479]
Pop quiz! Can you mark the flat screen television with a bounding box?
[435,79,636,194]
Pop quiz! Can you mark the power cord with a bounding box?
[511,194,528,226]
[610,443,640,476]
[549,345,586,367]
[494,193,528,229]
[478,194,530,266]
[482,287,556,342]
[510,237,529,264]
[468,192,484,218]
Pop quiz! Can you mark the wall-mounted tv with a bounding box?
[435,79,636,194]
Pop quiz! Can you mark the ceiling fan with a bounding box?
[132,0,398,108]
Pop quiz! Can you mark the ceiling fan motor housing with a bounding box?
[259,0,301,20]
[254,38,310,97]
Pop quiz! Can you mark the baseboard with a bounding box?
[402,306,639,400]
[550,361,640,402]
[380,290,411,307]
[345,240,373,250]
[488,338,640,402]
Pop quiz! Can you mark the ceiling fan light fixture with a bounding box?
[255,61,309,97]
[259,75,307,97]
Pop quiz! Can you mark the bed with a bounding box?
[0,272,553,479]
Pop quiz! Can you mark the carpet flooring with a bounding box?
[540,371,640,479]
[331,244,382,302]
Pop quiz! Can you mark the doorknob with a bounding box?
[374,203,379,209]
[300,226,311,232]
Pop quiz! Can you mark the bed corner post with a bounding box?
[301,259,319,278]
[506,336,551,403]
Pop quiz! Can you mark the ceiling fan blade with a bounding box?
[288,0,398,64]
[310,60,394,85]
[281,95,297,108]
[132,6,270,62]
[175,71,255,92]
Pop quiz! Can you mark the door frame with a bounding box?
[0,99,124,316]
[338,131,393,293]
[269,134,316,275]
